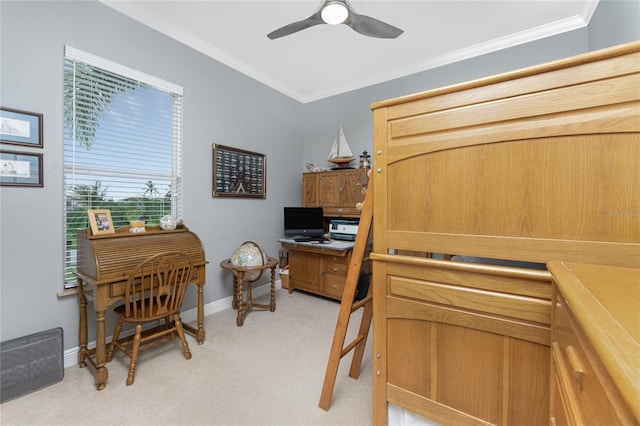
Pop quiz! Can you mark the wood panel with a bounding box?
[318,172,341,207]
[377,254,552,425]
[387,318,432,398]
[371,41,640,426]
[550,262,640,425]
[389,276,549,324]
[288,249,322,292]
[507,338,549,425]
[437,324,504,423]
[302,173,318,207]
[303,169,368,217]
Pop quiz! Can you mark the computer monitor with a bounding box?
[283,207,324,238]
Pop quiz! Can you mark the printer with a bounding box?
[329,219,359,241]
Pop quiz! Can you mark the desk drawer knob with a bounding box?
[565,345,584,391]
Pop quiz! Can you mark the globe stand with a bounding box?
[219,257,278,326]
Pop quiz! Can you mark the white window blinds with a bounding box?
[63,46,183,288]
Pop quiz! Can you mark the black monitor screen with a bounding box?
[283,207,324,237]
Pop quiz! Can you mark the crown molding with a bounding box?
[100,1,306,101]
[101,1,597,104]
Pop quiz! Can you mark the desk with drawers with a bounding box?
[548,261,639,425]
[278,239,368,301]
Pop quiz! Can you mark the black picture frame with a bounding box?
[0,107,43,148]
[212,144,266,199]
[0,150,43,187]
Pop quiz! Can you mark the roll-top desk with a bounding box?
[75,225,208,390]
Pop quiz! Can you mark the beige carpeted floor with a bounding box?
[0,290,373,426]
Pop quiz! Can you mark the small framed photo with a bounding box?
[87,209,115,236]
[0,107,43,148]
[0,150,43,187]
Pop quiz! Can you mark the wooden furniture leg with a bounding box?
[183,282,206,344]
[270,266,276,312]
[76,277,109,390]
[182,283,205,345]
[77,279,88,368]
[235,271,246,327]
[94,309,109,390]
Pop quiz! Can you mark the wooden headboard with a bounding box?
[369,41,639,425]
[372,41,639,268]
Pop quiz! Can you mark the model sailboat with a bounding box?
[327,125,355,167]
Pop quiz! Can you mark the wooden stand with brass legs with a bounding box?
[319,180,374,411]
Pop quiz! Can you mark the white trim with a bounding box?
[64,45,183,95]
[63,280,282,369]
[98,1,597,104]
[302,14,591,102]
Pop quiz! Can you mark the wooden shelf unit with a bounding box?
[302,168,368,218]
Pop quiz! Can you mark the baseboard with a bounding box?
[63,280,282,369]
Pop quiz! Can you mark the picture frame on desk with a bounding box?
[88,209,115,236]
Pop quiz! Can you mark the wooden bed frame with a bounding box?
[370,41,639,425]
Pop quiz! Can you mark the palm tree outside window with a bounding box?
[63,46,183,288]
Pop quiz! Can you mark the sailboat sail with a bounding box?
[328,125,355,166]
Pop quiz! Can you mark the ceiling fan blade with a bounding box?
[347,13,403,39]
[267,13,324,40]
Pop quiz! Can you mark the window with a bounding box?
[63,47,183,288]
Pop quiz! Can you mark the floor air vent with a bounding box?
[1,328,63,403]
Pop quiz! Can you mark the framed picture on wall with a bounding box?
[212,144,266,199]
[0,150,43,187]
[87,209,115,236]
[0,107,43,148]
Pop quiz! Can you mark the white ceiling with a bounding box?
[101,0,598,103]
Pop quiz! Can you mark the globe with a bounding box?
[160,215,177,230]
[230,241,269,282]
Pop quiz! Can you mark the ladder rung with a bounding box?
[351,295,372,312]
[340,334,366,358]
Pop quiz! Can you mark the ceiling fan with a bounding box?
[267,0,404,40]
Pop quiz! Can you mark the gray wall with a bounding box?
[0,1,302,345]
[589,0,640,50]
[0,0,638,351]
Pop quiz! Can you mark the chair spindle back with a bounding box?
[125,251,193,320]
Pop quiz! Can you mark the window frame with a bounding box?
[63,46,184,288]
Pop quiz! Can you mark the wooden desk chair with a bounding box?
[106,251,193,385]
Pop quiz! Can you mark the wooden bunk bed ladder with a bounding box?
[318,179,374,411]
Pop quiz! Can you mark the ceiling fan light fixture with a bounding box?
[267,0,403,40]
[321,2,349,25]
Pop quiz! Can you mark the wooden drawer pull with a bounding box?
[565,345,584,390]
